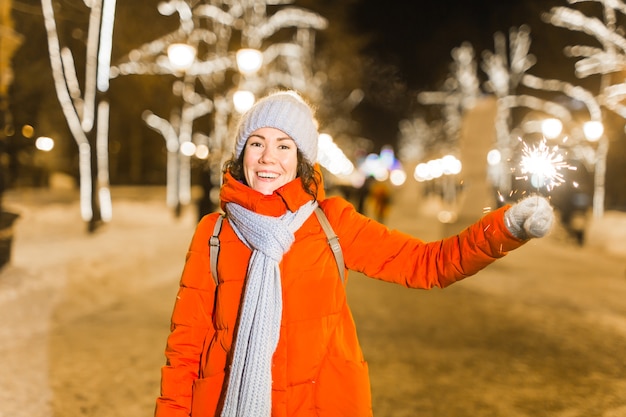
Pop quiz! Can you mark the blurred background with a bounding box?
[1,0,625,236]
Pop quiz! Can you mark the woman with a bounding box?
[155,90,554,417]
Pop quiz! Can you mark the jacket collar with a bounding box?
[219,167,325,217]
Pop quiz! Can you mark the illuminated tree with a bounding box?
[111,0,327,215]
[543,0,626,217]
[397,117,444,166]
[417,42,481,148]
[41,0,117,232]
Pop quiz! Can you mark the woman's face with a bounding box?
[243,127,299,195]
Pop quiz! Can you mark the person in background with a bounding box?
[369,179,392,223]
[356,175,374,214]
[155,90,555,417]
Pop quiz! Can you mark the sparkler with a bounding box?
[516,137,576,192]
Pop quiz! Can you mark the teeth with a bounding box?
[258,172,278,179]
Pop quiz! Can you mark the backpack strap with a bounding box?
[314,207,345,284]
[209,213,225,285]
[208,208,345,285]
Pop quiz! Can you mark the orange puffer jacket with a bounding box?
[155,172,525,417]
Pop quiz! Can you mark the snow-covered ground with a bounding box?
[0,187,197,342]
[0,185,625,417]
[1,185,625,337]
[0,187,198,417]
[586,209,626,257]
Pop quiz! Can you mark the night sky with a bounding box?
[349,0,567,90]
[340,0,572,146]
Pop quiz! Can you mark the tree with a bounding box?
[41,0,117,232]
[543,0,626,217]
[111,0,328,216]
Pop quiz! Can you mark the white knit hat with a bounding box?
[234,91,319,164]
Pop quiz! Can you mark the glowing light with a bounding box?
[487,149,501,165]
[360,153,388,180]
[317,133,354,176]
[389,169,407,186]
[441,154,462,175]
[233,90,255,113]
[97,0,117,92]
[180,141,196,156]
[438,210,457,224]
[97,100,112,222]
[541,118,563,139]
[517,138,575,191]
[167,43,196,70]
[583,120,604,142]
[195,144,209,159]
[22,125,34,138]
[414,163,431,182]
[379,145,395,169]
[427,159,444,179]
[236,48,263,75]
[35,136,55,151]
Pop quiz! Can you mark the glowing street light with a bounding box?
[583,120,604,142]
[35,136,55,152]
[389,168,406,186]
[233,90,256,113]
[167,43,196,71]
[441,154,462,175]
[487,149,501,165]
[541,118,563,139]
[179,141,196,157]
[236,48,263,75]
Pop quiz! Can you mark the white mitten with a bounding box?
[504,195,555,239]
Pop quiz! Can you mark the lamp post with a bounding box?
[165,42,203,216]
[232,48,263,113]
[583,120,606,218]
[541,118,563,139]
[236,48,263,76]
[167,43,197,71]
[232,90,255,114]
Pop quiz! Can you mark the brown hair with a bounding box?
[222,149,321,201]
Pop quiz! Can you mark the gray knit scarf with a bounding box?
[220,200,318,417]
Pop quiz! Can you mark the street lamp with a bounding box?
[167,43,196,71]
[35,136,55,152]
[232,48,263,114]
[236,48,263,75]
[541,118,563,139]
[582,120,606,218]
[583,120,603,142]
[233,90,255,114]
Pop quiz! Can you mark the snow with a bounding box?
[0,186,197,340]
[586,210,626,257]
[1,185,625,328]
[0,184,625,417]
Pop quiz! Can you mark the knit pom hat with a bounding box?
[234,91,319,164]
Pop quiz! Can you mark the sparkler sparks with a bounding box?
[517,138,576,191]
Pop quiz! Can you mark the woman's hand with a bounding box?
[504,195,555,239]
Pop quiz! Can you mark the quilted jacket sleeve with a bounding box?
[322,197,525,289]
[155,214,219,417]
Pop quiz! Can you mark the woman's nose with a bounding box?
[259,148,276,163]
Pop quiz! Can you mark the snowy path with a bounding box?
[1,186,625,416]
